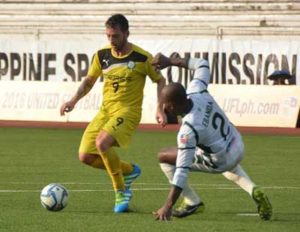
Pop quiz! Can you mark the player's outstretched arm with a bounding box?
[60,76,97,116]
[152,53,189,70]
[152,53,171,70]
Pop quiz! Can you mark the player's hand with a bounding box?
[156,108,167,127]
[152,205,172,221]
[152,53,171,71]
[60,101,76,116]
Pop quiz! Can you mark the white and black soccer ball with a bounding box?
[40,183,68,211]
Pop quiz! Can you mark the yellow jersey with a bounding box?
[88,43,162,113]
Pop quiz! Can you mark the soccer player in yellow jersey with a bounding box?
[60,14,167,213]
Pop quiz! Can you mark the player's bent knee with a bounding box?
[158,147,177,165]
[95,133,114,153]
[79,153,94,165]
[158,149,168,163]
[95,138,108,153]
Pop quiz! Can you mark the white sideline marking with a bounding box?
[2,182,300,189]
[237,213,259,217]
[0,185,299,193]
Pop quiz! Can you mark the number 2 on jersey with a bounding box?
[212,112,230,140]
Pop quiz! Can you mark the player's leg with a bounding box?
[103,112,141,192]
[78,112,134,174]
[221,129,272,220]
[220,130,252,194]
[224,129,272,220]
[96,131,125,192]
[96,131,133,212]
[95,131,141,193]
[79,110,140,213]
[158,147,204,218]
[159,147,201,204]
[79,153,134,174]
[222,165,272,220]
[222,164,255,195]
[101,112,141,212]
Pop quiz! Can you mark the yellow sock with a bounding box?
[121,162,134,175]
[90,156,133,175]
[99,148,125,192]
[90,157,106,169]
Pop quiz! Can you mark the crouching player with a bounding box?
[152,53,272,221]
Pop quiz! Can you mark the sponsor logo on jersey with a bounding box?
[106,75,132,82]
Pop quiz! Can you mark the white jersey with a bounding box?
[172,58,244,189]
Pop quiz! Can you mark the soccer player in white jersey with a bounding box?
[152,53,272,221]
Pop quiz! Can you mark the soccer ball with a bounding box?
[40,183,68,211]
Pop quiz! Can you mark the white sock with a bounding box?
[160,163,201,205]
[182,183,201,205]
[222,164,256,196]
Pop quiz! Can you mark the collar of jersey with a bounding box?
[111,45,134,59]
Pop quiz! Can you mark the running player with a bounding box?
[60,14,166,213]
[152,53,272,221]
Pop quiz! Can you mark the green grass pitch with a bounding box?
[0,127,299,232]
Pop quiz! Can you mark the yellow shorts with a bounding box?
[79,107,141,154]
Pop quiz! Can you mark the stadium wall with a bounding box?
[0,81,300,128]
[0,1,300,128]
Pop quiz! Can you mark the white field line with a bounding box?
[2,182,300,188]
[1,182,234,186]
[236,213,259,217]
[0,184,299,193]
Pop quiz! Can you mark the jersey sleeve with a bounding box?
[187,58,210,94]
[87,52,102,78]
[145,54,162,82]
[172,123,198,189]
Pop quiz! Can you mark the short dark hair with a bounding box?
[105,14,129,32]
[162,82,187,104]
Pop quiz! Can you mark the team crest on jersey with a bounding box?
[180,134,189,144]
[127,61,135,69]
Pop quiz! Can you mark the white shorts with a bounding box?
[191,127,244,173]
